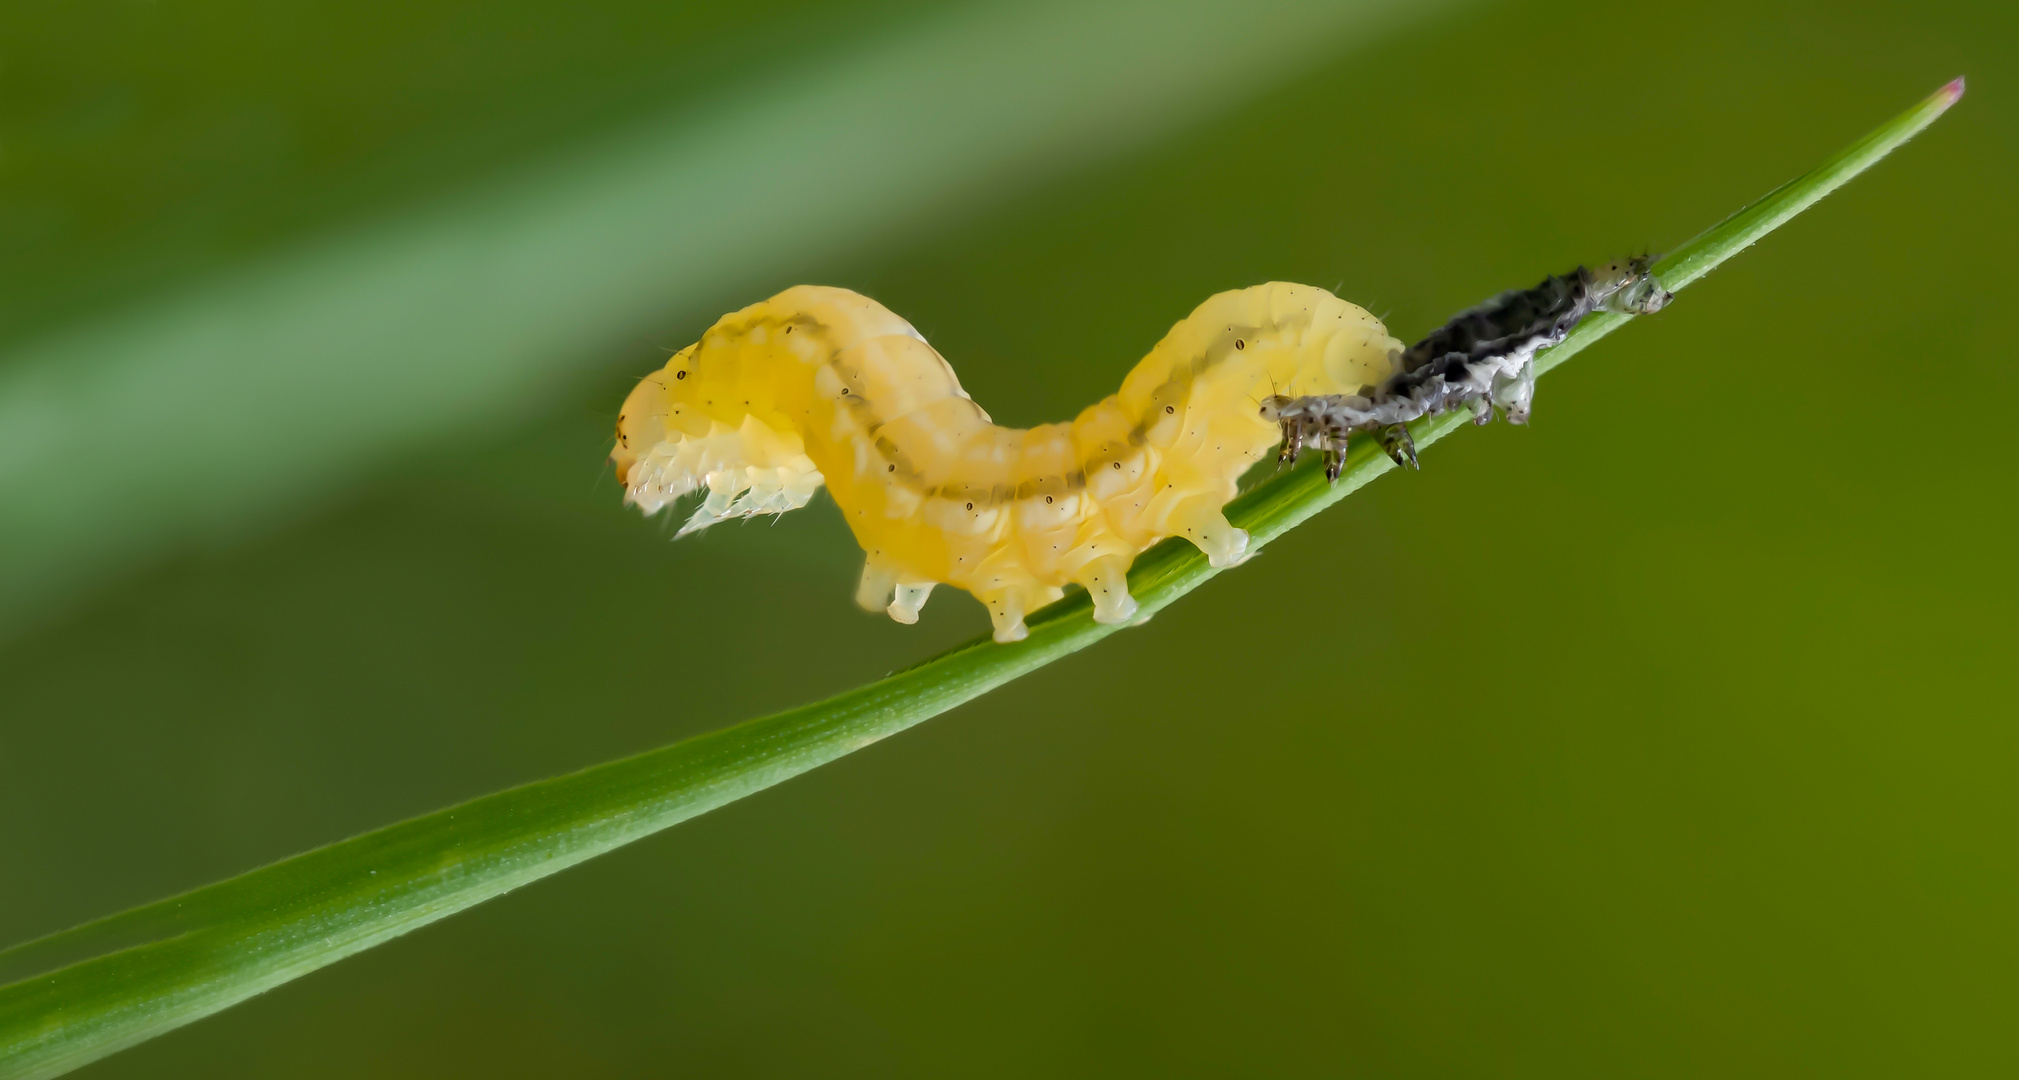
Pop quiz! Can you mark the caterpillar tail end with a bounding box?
[1323,441,1349,483]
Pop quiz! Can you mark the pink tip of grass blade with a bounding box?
[1938,76,1966,106]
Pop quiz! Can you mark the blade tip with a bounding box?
[1939,76,1967,106]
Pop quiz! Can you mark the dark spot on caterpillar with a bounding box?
[1235,339,1245,350]
[888,464,896,472]
[1045,496,1053,503]
[1165,405,1175,414]
[966,502,974,510]
[1113,462,1121,469]
[785,326,793,334]
[676,371,687,379]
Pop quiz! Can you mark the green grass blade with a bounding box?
[0,79,1962,1080]
[1529,76,1967,383]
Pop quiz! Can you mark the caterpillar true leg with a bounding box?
[1260,394,1315,469]
[1379,424,1420,470]
[1276,427,1302,468]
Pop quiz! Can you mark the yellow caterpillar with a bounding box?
[612,284,1404,642]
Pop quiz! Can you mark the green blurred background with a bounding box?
[2,0,2013,1075]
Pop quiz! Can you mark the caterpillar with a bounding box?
[611,284,1406,642]
[1266,256,1673,477]
[611,261,1670,643]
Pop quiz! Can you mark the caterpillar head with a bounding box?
[1592,254,1673,315]
[610,386,662,491]
[611,344,708,472]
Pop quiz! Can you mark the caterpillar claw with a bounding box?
[1379,424,1419,470]
[1276,426,1302,468]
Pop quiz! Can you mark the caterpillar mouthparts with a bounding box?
[614,262,1668,642]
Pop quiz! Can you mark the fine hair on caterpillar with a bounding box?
[612,262,1670,643]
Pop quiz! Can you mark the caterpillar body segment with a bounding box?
[1265,256,1673,474]
[613,284,1405,642]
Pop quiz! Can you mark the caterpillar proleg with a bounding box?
[612,284,1405,642]
[1266,256,1673,477]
